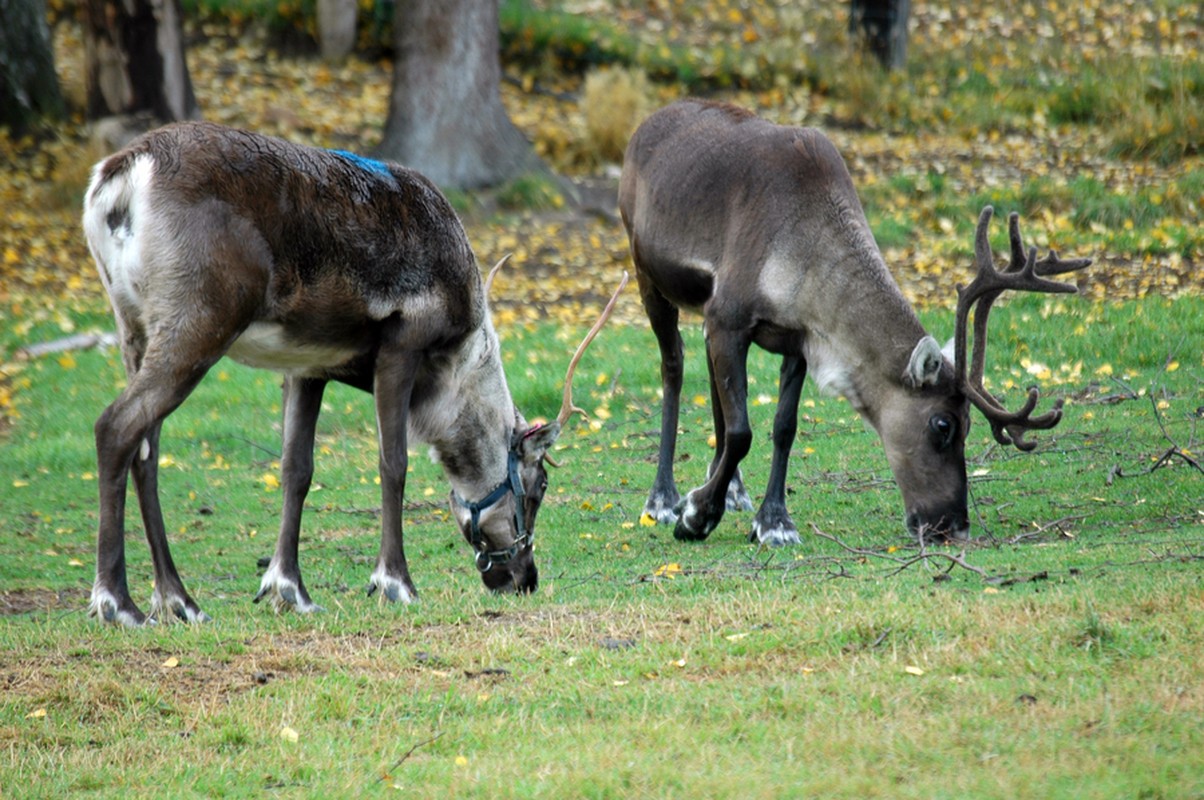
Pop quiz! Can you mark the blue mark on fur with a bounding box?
[330,149,393,179]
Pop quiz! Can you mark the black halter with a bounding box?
[452,438,531,572]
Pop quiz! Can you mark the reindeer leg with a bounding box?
[92,345,216,626]
[137,421,210,623]
[367,342,421,603]
[255,376,326,613]
[676,328,751,541]
[704,338,753,513]
[751,356,805,546]
[639,278,684,524]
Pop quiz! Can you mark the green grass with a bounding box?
[1,296,1202,798]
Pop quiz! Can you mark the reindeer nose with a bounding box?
[906,510,969,544]
[513,564,538,594]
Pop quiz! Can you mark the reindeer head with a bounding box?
[885,207,1090,543]
[449,418,557,594]
[876,335,972,542]
[451,267,629,592]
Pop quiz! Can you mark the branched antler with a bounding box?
[954,207,1091,450]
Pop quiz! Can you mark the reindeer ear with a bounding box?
[904,336,948,389]
[517,422,561,461]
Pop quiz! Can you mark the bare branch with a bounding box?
[808,523,992,580]
[378,732,446,781]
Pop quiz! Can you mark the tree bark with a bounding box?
[849,0,910,71]
[0,0,65,134]
[376,0,540,189]
[82,0,199,124]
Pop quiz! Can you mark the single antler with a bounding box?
[953,207,1091,451]
[556,272,630,429]
[483,254,511,295]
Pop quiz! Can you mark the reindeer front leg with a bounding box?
[367,346,421,603]
[675,329,752,541]
[256,376,326,613]
[640,277,684,524]
[751,356,805,546]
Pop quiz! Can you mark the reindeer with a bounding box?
[83,121,624,626]
[619,100,1090,545]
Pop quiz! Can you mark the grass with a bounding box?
[1,295,1202,798]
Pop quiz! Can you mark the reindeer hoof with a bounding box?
[726,485,754,513]
[750,517,800,547]
[642,494,681,525]
[673,494,717,541]
[673,521,710,541]
[149,590,212,624]
[367,569,417,604]
[88,588,148,627]
[255,564,322,614]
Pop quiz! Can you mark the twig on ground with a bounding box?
[808,523,993,580]
[1003,515,1088,544]
[378,732,446,781]
[16,332,118,359]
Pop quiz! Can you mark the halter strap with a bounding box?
[451,441,530,572]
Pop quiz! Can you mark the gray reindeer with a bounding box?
[620,100,1090,546]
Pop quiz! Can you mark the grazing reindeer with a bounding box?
[619,100,1090,545]
[83,121,624,626]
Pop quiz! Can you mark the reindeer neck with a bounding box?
[799,233,933,416]
[422,316,517,502]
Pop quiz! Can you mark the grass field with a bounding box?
[1,294,1201,798]
[2,0,1202,795]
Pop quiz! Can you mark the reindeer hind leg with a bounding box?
[93,341,218,625]
[704,337,753,513]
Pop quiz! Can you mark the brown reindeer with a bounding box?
[83,122,624,625]
[619,100,1090,545]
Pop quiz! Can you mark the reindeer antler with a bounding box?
[484,254,512,295]
[556,272,630,429]
[953,207,1091,451]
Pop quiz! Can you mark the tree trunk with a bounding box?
[0,0,65,134]
[317,0,358,61]
[82,0,199,125]
[376,0,540,189]
[849,0,910,71]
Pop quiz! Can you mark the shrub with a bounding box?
[581,67,651,165]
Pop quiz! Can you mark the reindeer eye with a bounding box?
[929,414,957,449]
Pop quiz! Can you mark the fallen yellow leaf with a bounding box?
[161,656,179,668]
[280,726,299,743]
[639,513,657,527]
[904,666,925,676]
[654,562,682,579]
[26,708,47,719]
